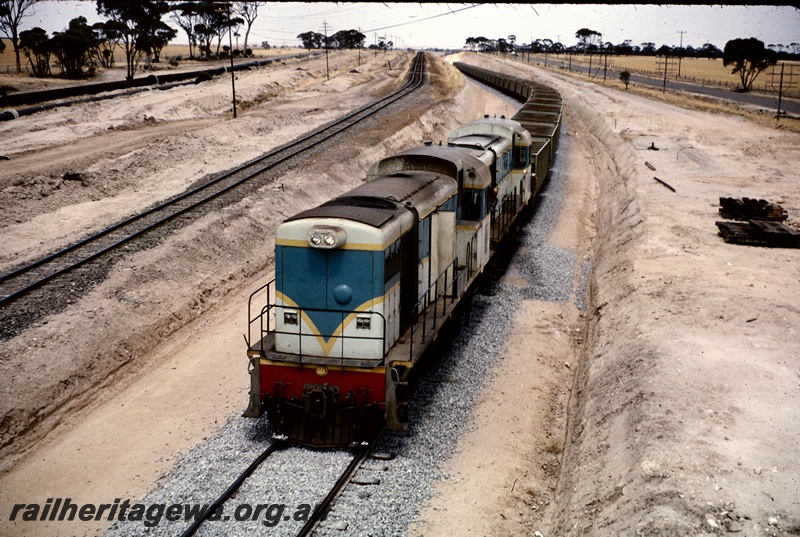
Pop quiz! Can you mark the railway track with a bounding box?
[0,52,425,340]
[179,440,372,537]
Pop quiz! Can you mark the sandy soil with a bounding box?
[1,49,799,537]
[412,55,800,536]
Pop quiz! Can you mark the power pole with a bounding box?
[229,24,236,117]
[677,30,687,77]
[322,21,330,79]
[214,3,237,118]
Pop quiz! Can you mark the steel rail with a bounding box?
[295,444,372,537]
[179,439,288,537]
[0,53,424,318]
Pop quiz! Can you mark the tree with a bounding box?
[700,43,722,58]
[0,0,41,74]
[723,37,778,91]
[297,30,323,50]
[190,1,241,58]
[619,70,631,90]
[466,36,492,52]
[617,40,633,56]
[96,0,171,81]
[575,28,601,52]
[656,44,673,56]
[138,19,176,63]
[330,29,365,50]
[50,16,95,79]
[170,1,201,58]
[495,37,510,54]
[232,1,262,51]
[19,25,50,76]
[90,21,119,68]
[640,42,656,55]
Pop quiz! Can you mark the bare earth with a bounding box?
[1,49,799,537]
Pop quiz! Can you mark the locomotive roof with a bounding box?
[448,134,503,150]
[448,116,531,146]
[285,171,457,229]
[367,144,492,190]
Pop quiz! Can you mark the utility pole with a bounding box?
[322,21,330,79]
[677,30,687,77]
[229,24,236,117]
[213,3,237,118]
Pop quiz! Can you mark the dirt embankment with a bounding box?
[412,53,800,536]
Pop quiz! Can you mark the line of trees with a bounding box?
[0,0,266,81]
[296,29,373,51]
[466,33,728,60]
[465,28,800,62]
[466,27,796,92]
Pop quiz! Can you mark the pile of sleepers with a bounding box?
[716,197,800,248]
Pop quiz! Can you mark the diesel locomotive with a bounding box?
[243,61,563,446]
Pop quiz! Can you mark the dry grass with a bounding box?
[428,54,466,102]
[0,38,306,89]
[531,53,799,96]
[546,54,740,83]
[0,39,304,70]
[515,55,800,134]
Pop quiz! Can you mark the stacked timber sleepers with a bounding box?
[715,197,800,248]
[719,197,788,221]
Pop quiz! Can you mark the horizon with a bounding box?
[15,3,800,52]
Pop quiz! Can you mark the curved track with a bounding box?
[0,52,425,339]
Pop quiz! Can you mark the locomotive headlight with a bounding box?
[307,226,346,249]
[284,311,298,325]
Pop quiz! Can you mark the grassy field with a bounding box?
[526,52,799,96]
[2,37,797,132]
[0,39,305,75]
[0,39,310,91]
[512,54,800,133]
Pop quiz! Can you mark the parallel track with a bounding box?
[0,52,425,339]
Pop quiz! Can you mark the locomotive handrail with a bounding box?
[407,258,466,361]
[491,191,520,244]
[247,281,387,363]
[247,278,276,348]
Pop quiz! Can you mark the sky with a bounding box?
[18,2,800,52]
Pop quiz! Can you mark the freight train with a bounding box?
[243,60,563,446]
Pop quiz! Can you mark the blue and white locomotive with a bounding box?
[245,66,562,446]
